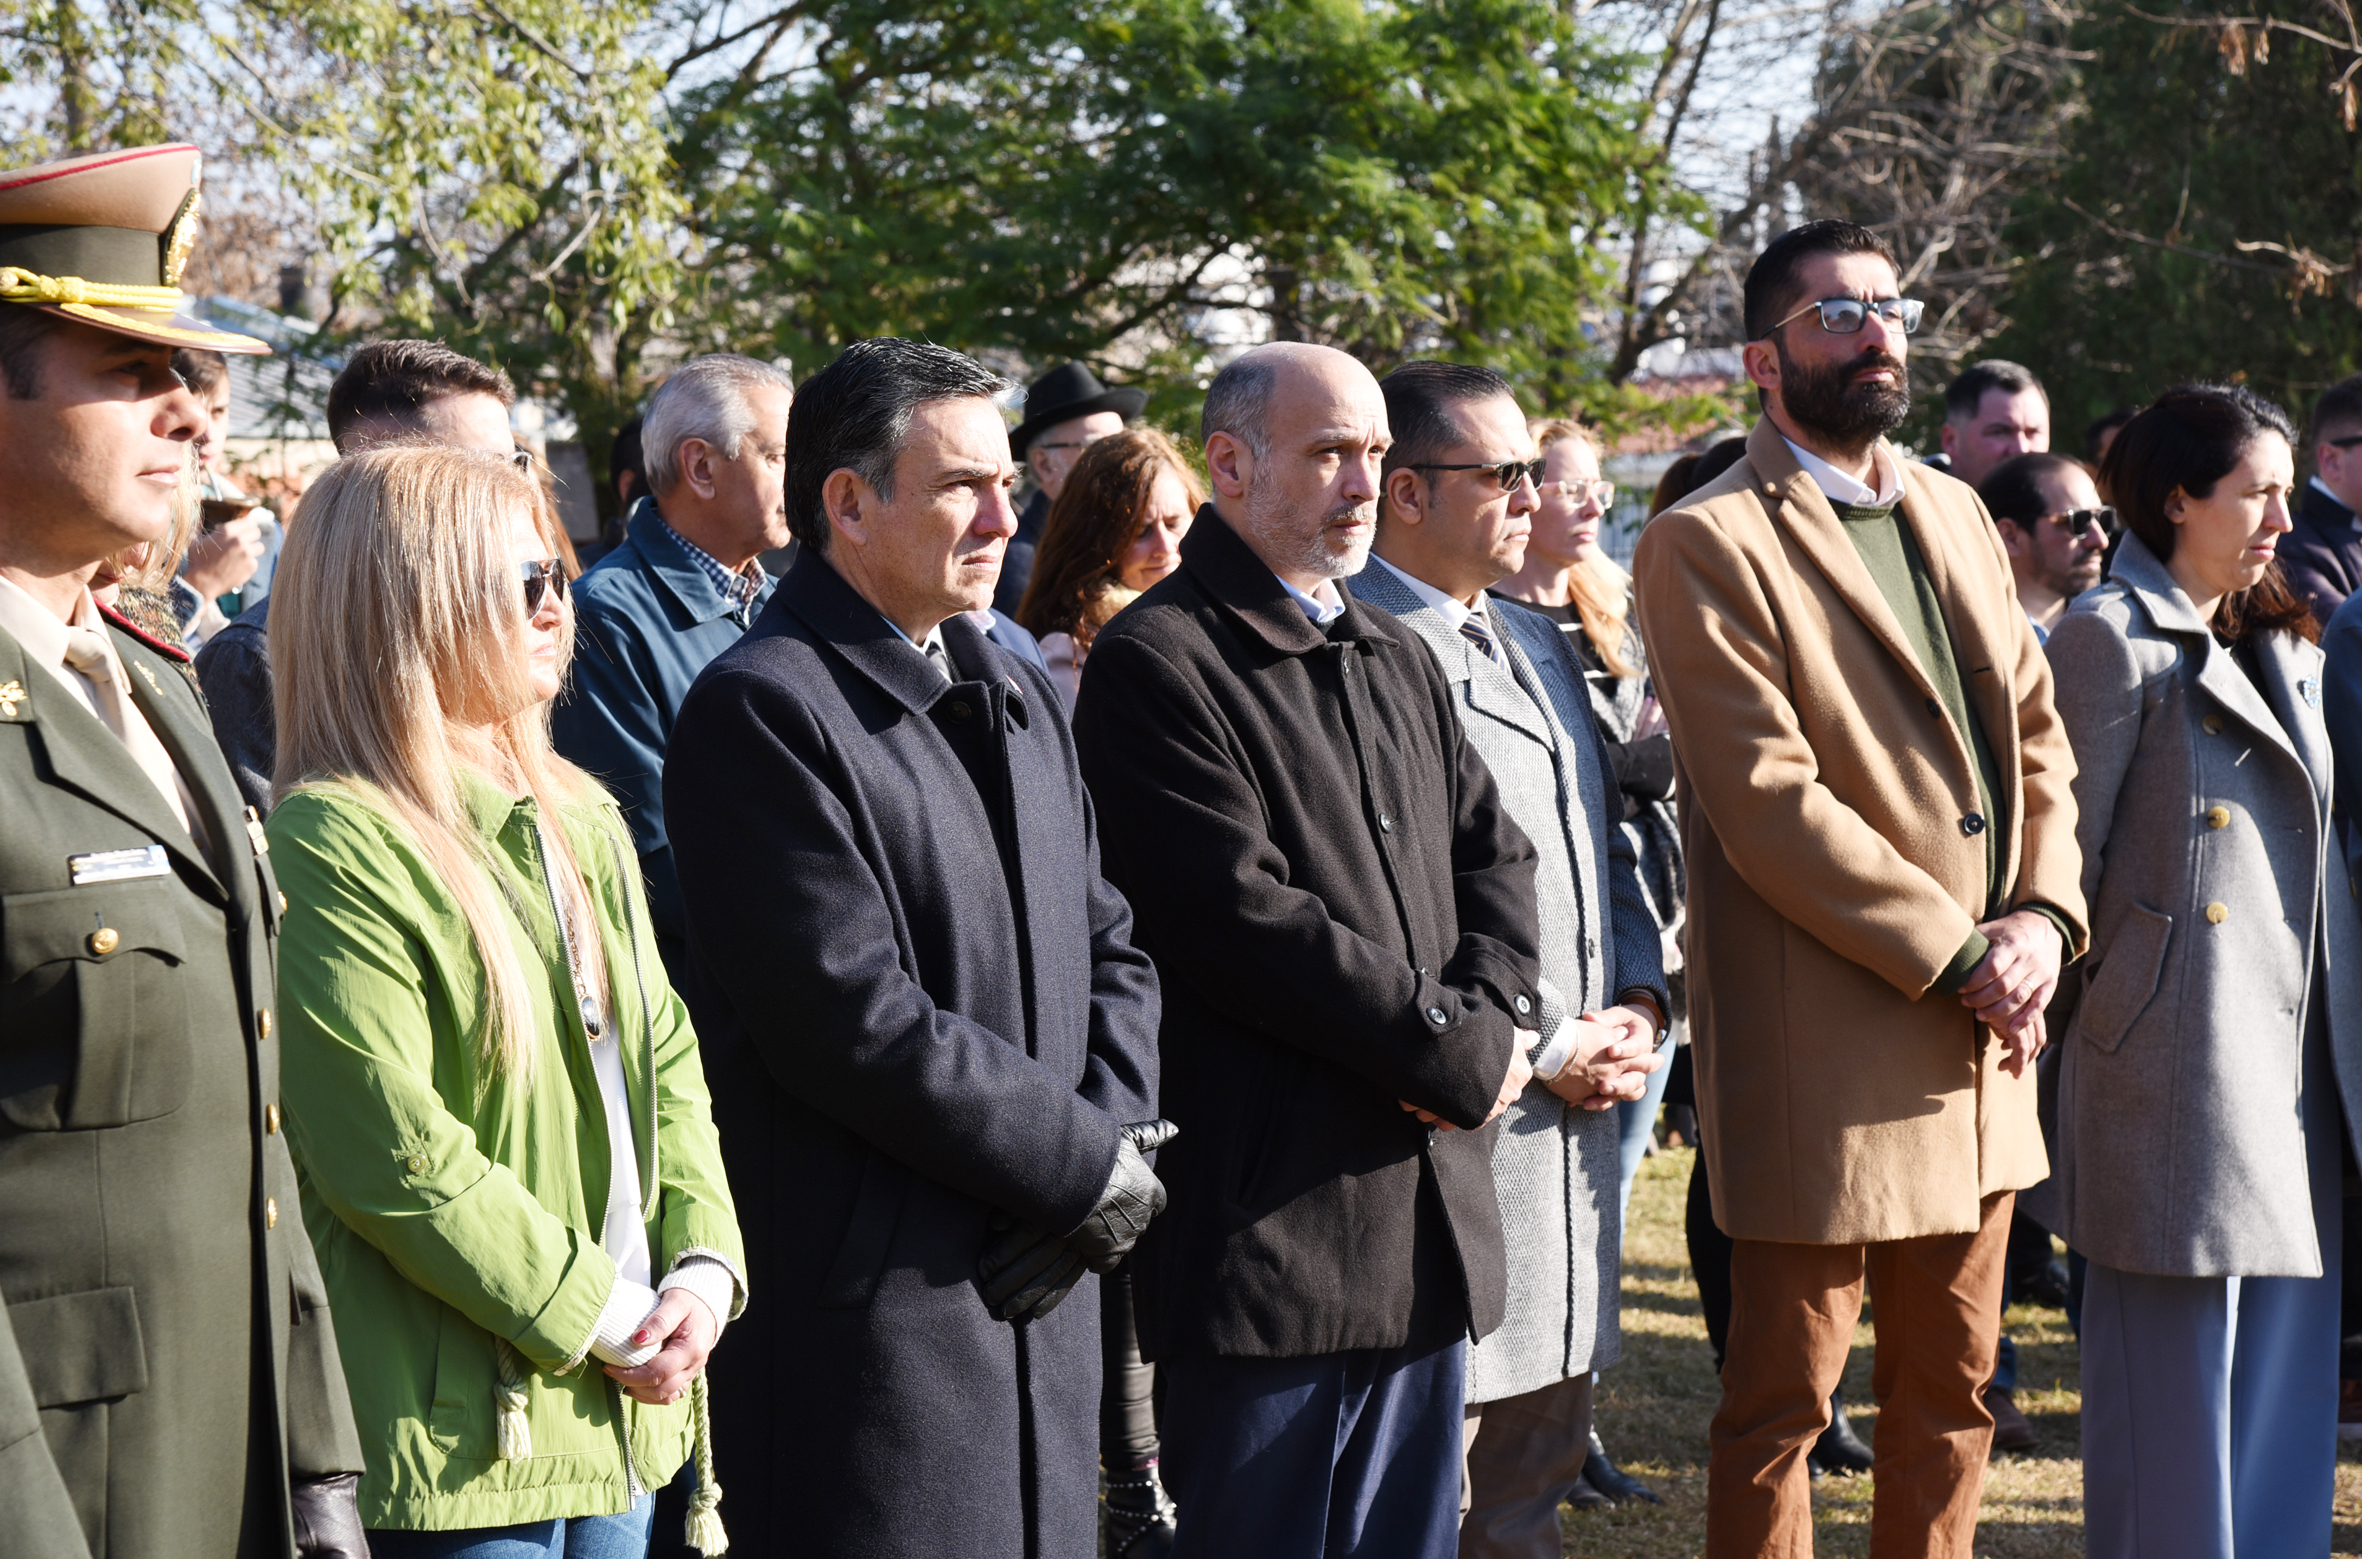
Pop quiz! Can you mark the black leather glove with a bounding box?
[291,1472,370,1558]
[978,1213,1089,1323]
[1064,1119,1176,1274]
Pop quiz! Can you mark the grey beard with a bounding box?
[1242,481,1373,581]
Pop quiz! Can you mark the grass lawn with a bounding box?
[1566,1144,2362,1556]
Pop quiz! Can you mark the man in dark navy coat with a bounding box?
[665,337,1167,1559]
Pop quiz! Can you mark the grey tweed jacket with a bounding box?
[2044,535,2362,1277]
[1350,559,1668,1402]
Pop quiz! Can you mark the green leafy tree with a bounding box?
[1990,0,2362,435]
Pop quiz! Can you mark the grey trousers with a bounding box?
[2080,1002,2343,1558]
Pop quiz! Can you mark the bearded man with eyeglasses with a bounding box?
[1632,219,2088,1558]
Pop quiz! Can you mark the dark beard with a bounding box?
[1777,340,1911,456]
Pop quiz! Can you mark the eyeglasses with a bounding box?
[1410,457,1547,493]
[1542,478,1616,508]
[2326,435,2362,451]
[2043,506,2117,537]
[1763,296,1925,338]
[521,557,569,614]
[510,447,535,471]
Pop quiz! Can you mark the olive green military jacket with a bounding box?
[0,609,365,1558]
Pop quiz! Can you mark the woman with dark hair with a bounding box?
[2048,383,2362,1556]
[1015,427,1203,712]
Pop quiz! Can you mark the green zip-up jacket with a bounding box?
[267,773,746,1531]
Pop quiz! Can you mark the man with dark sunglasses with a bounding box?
[2280,372,2362,624]
[1633,219,2086,1558]
[1981,451,2111,643]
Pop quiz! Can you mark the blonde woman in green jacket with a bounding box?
[264,445,747,1557]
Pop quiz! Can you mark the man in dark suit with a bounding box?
[994,361,1147,614]
[2281,373,2362,625]
[1072,341,1543,1559]
[0,142,365,1556]
[665,337,1167,1558]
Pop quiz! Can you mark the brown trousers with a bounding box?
[1706,1191,2013,1559]
[1458,1373,1594,1559]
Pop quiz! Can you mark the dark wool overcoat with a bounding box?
[1071,508,1542,1363]
[0,608,364,1558]
[664,553,1160,1559]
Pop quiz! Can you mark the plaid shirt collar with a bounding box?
[655,512,764,619]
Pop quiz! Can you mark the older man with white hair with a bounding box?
[553,352,794,991]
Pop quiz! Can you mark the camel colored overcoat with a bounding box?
[1632,419,2087,1246]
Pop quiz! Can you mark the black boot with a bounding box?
[1104,1464,1178,1559]
[1807,1390,1874,1476]
[1578,1429,1663,1506]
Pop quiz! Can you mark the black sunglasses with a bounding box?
[521,557,569,614]
[1409,457,1547,493]
[2326,435,2362,451]
[2044,506,2117,537]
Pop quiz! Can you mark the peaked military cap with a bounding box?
[0,143,269,354]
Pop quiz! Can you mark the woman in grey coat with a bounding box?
[2046,384,2362,1558]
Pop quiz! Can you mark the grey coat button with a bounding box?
[1378,813,1393,833]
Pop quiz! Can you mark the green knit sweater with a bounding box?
[1831,501,2007,993]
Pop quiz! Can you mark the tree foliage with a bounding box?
[1989,0,2362,432]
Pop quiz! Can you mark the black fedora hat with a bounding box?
[1009,362,1148,458]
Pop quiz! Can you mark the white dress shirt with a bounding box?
[1783,436,1903,508]
[1276,573,1346,625]
[1363,555,1504,662]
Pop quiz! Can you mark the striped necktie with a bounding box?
[1459,611,1499,665]
[923,637,955,684]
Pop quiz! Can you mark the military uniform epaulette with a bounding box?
[99,596,194,662]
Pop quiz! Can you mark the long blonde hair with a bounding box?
[1529,418,1636,680]
[271,444,608,1080]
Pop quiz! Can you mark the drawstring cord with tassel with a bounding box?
[494,1339,533,1460]
[492,1335,725,1555]
[685,1371,728,1555]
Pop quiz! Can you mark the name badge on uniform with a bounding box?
[68,844,171,885]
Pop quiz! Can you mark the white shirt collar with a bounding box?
[1783,436,1902,507]
[1366,554,1487,634]
[1276,573,1346,626]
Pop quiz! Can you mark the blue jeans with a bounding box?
[367,1496,656,1559]
[1613,1030,1677,1226]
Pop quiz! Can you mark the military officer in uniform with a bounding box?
[0,144,367,1557]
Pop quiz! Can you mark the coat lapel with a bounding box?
[1349,560,1556,747]
[117,631,245,903]
[2112,536,2301,768]
[0,623,222,893]
[1746,421,1943,706]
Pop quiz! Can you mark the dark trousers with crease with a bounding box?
[1163,1337,1467,1559]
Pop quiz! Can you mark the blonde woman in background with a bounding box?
[1015,427,1203,713]
[265,445,745,1558]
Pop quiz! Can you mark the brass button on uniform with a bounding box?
[276,890,287,914]
[265,1198,278,1229]
[257,1009,274,1041]
[264,1104,281,1135]
[406,1154,427,1174]
[2206,806,2230,829]
[2206,901,2229,925]
[2203,714,2224,735]
[86,927,118,956]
